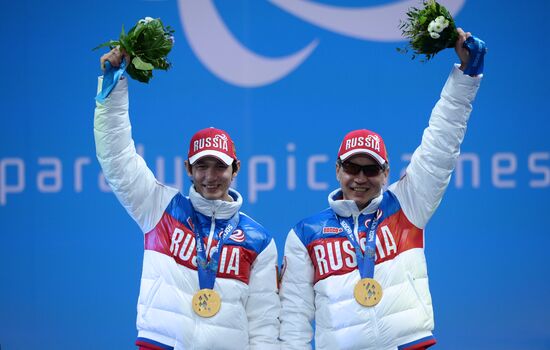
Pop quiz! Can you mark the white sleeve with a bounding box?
[94,77,178,233]
[246,239,281,350]
[390,65,482,229]
[279,229,315,350]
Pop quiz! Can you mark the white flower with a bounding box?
[428,18,445,34]
[434,16,449,30]
[430,31,440,39]
[139,16,155,24]
[435,16,446,24]
[428,16,450,34]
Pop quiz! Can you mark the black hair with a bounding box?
[186,159,239,174]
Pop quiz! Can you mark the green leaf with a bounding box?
[397,0,458,61]
[132,56,154,70]
[127,62,153,83]
[95,17,175,83]
[92,40,119,51]
[133,21,173,60]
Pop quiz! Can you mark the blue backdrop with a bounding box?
[1,0,549,349]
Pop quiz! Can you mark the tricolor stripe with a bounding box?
[307,209,424,283]
[136,337,174,350]
[145,211,258,284]
[398,335,436,350]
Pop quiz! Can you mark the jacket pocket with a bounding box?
[406,272,430,319]
[142,277,163,316]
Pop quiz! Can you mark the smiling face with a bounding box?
[186,156,239,201]
[336,154,389,210]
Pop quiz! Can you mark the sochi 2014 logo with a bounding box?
[229,229,246,243]
[177,0,464,87]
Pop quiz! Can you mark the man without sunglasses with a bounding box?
[280,28,483,350]
[95,48,280,350]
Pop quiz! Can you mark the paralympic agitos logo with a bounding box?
[177,0,464,87]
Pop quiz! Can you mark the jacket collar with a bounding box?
[189,185,242,220]
[328,188,383,218]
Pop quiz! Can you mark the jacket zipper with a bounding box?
[205,210,216,255]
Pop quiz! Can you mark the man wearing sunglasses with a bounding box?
[280,28,483,349]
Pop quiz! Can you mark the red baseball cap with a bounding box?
[188,127,237,165]
[337,129,388,166]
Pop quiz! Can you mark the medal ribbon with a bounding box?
[337,210,381,279]
[462,35,487,76]
[189,207,240,290]
[96,60,127,103]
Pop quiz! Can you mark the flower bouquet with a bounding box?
[95,17,175,83]
[397,0,458,61]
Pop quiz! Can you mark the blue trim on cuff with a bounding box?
[398,335,436,350]
[136,337,174,350]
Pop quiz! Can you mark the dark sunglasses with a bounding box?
[339,160,384,177]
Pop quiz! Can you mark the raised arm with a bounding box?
[389,29,483,229]
[94,48,178,233]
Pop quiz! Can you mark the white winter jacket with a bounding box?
[279,65,481,350]
[94,77,280,350]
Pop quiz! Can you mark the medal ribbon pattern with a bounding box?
[337,210,381,279]
[189,207,240,290]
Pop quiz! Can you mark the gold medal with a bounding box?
[354,278,383,307]
[192,288,221,317]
